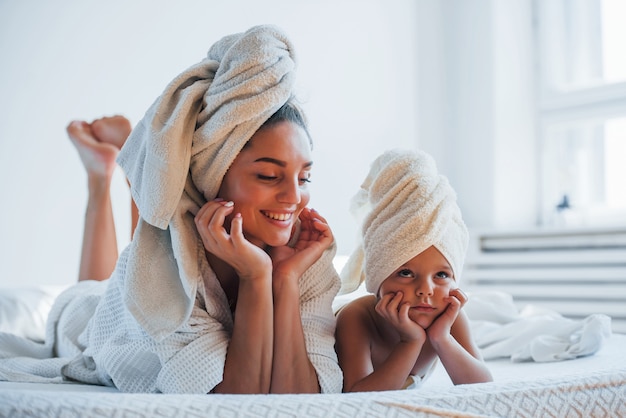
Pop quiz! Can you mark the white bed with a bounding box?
[1,283,625,417]
[1,335,624,417]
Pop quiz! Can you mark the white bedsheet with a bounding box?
[1,333,624,417]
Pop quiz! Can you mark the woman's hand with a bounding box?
[426,287,468,344]
[375,291,427,344]
[269,208,334,283]
[194,199,271,281]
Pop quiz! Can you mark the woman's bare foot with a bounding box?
[67,120,120,181]
[68,115,134,283]
[91,115,132,150]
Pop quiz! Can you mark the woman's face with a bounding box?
[217,121,312,248]
[378,246,456,329]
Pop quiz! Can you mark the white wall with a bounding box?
[416,0,536,231]
[0,0,420,287]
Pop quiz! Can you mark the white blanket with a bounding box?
[465,291,612,362]
[2,340,625,418]
[0,281,105,383]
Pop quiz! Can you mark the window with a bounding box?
[535,0,626,228]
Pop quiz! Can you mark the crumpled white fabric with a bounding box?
[0,281,107,383]
[465,291,612,362]
[0,286,65,342]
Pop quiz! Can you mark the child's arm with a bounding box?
[427,290,493,384]
[335,295,425,392]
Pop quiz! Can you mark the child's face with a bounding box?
[378,246,456,329]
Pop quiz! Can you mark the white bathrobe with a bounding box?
[66,239,341,393]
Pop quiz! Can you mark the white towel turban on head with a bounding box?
[118,25,296,228]
[115,25,297,340]
[339,149,469,295]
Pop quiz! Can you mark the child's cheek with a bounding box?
[444,283,457,297]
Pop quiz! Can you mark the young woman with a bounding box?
[22,25,342,394]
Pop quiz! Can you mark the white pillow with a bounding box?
[0,286,66,342]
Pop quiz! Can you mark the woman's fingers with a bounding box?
[309,208,328,224]
[229,212,246,247]
[208,202,234,238]
[195,200,234,249]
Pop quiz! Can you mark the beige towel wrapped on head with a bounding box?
[340,149,469,295]
[116,24,297,340]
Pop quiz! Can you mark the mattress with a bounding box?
[1,333,624,417]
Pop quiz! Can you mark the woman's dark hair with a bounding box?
[260,98,313,148]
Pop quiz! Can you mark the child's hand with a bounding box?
[375,291,427,343]
[269,208,334,283]
[426,288,468,344]
[194,199,272,281]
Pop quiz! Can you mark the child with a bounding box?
[335,149,493,392]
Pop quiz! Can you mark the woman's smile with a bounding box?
[261,210,294,222]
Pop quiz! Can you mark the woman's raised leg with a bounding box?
[90,116,138,237]
[67,115,132,281]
